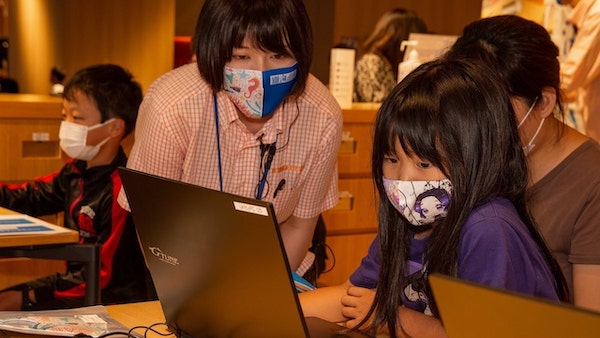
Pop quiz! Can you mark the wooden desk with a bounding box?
[0,207,101,305]
[0,301,165,338]
[0,207,70,291]
[0,207,79,247]
[106,301,376,337]
[1,301,385,338]
[106,300,167,331]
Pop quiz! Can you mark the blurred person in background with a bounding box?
[353,8,427,103]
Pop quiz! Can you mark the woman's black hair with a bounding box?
[444,15,564,124]
[193,0,312,96]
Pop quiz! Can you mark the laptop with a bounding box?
[429,273,600,338]
[119,168,371,338]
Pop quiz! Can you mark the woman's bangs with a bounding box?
[394,96,439,160]
[383,124,400,156]
[244,20,292,57]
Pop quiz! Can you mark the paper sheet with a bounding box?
[0,305,135,337]
[0,214,71,236]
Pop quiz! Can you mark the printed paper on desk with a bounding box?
[0,214,72,235]
[0,305,134,337]
[0,314,107,337]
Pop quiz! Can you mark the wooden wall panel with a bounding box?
[333,0,482,49]
[175,0,204,36]
[62,0,175,93]
[7,0,482,93]
[8,0,174,95]
[0,94,63,183]
[7,0,63,94]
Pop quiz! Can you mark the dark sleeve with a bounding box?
[0,167,68,216]
[349,235,380,288]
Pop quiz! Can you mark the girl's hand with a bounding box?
[340,286,376,329]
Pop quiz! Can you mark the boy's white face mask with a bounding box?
[59,119,114,161]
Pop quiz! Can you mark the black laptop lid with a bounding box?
[119,168,309,337]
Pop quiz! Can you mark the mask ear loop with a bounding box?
[89,118,116,131]
[88,118,117,146]
[524,116,546,154]
[529,116,545,141]
[517,96,539,129]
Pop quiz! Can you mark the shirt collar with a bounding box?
[215,92,296,144]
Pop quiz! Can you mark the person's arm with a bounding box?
[342,286,448,337]
[125,94,186,180]
[393,306,447,338]
[0,167,66,216]
[567,168,600,311]
[279,215,318,271]
[573,263,600,312]
[281,90,342,270]
[301,235,381,322]
[560,5,600,92]
[118,88,188,210]
[299,280,353,323]
[302,282,448,337]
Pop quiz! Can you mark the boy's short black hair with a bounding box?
[63,64,142,137]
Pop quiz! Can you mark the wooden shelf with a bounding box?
[320,103,379,285]
[0,94,62,119]
[0,95,64,183]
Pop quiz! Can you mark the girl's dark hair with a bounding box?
[63,64,142,137]
[444,15,564,122]
[193,0,312,96]
[362,8,427,75]
[365,58,567,337]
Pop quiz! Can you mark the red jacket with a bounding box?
[0,148,156,304]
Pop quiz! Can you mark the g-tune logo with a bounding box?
[149,247,179,266]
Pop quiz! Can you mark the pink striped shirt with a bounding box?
[120,63,342,223]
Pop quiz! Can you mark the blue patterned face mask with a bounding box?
[223,63,298,119]
[383,178,453,227]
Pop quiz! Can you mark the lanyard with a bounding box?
[256,140,276,200]
[213,95,276,199]
[213,95,223,192]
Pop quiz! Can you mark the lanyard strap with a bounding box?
[214,95,277,199]
[213,95,223,192]
[256,141,276,200]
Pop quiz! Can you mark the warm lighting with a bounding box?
[10,0,59,93]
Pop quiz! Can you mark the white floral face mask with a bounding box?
[383,178,453,227]
[59,119,114,161]
[223,63,298,119]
